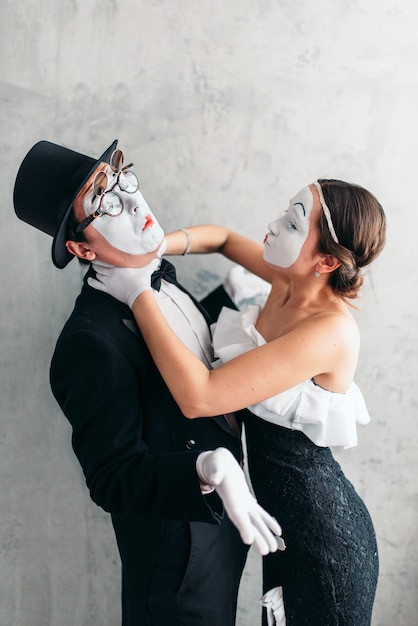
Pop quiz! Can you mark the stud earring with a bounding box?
[314,271,320,278]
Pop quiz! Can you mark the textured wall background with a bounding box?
[1,1,417,624]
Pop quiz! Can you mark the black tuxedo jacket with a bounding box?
[50,274,247,624]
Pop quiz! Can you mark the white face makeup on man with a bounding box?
[263,186,314,268]
[80,163,165,256]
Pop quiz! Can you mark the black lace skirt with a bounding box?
[244,411,379,626]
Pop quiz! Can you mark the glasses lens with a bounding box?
[110,150,124,173]
[93,171,108,196]
[101,192,123,216]
[118,170,139,193]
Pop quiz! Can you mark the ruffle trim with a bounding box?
[211,306,370,449]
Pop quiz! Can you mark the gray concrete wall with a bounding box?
[1,1,417,624]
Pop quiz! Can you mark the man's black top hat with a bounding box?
[13,139,118,269]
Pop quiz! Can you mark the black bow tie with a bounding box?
[150,257,214,326]
[151,258,178,291]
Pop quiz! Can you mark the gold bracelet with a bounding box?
[180,228,192,255]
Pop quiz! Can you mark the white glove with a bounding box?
[196,448,285,556]
[88,257,160,307]
[224,265,271,308]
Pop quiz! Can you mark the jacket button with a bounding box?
[186,439,196,449]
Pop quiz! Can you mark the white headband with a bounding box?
[312,181,339,244]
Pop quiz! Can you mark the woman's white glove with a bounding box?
[196,448,285,556]
[224,265,271,308]
[88,258,160,307]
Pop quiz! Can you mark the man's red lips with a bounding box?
[142,214,154,231]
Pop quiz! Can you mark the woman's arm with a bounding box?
[89,263,356,418]
[131,289,353,418]
[165,225,274,283]
[164,226,229,255]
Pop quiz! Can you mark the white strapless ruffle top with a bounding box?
[211,306,370,449]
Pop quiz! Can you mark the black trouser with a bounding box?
[148,518,248,626]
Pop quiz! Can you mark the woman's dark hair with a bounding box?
[316,179,386,300]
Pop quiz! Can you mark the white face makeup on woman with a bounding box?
[79,159,165,256]
[263,186,314,269]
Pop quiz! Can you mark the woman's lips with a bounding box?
[142,214,154,231]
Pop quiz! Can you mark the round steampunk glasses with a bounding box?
[75,150,139,234]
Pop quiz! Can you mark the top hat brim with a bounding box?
[52,139,118,268]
